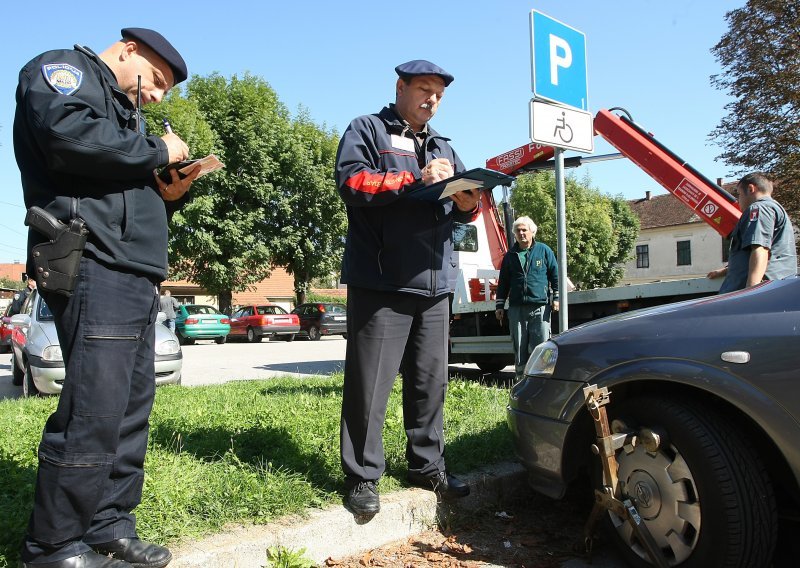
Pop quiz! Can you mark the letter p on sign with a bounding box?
[531,10,589,111]
[549,34,572,86]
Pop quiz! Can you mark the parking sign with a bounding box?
[530,10,588,111]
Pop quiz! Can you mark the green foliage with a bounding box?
[0,277,23,290]
[510,172,639,289]
[144,74,345,311]
[304,291,346,306]
[0,375,512,566]
[271,109,346,305]
[710,0,800,218]
[266,546,316,568]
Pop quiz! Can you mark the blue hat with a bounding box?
[395,60,454,87]
[121,27,188,84]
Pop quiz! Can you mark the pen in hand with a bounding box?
[162,118,173,135]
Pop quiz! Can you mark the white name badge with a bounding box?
[390,134,416,152]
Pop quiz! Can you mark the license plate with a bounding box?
[334,316,346,321]
[202,319,217,324]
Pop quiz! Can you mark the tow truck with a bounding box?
[448,107,741,373]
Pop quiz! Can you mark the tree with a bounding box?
[145,75,348,311]
[0,276,23,290]
[270,110,346,305]
[510,172,639,289]
[710,0,800,217]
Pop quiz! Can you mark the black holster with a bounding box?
[26,206,89,297]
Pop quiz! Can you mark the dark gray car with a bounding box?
[508,276,799,567]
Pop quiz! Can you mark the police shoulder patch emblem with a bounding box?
[42,63,83,95]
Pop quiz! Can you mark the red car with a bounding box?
[228,304,300,343]
[1,304,14,353]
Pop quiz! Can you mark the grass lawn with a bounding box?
[0,373,514,567]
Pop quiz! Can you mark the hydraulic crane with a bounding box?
[486,107,742,238]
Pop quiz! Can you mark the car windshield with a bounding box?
[327,304,346,314]
[257,306,288,315]
[185,305,220,316]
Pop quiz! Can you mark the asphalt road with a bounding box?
[0,336,515,400]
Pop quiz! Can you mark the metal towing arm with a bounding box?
[485,107,742,238]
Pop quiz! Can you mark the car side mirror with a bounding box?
[10,313,31,330]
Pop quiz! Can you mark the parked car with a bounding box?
[228,304,300,343]
[507,277,799,567]
[174,304,230,345]
[1,303,13,353]
[10,289,182,396]
[292,302,347,341]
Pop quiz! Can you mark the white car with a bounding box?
[10,289,182,396]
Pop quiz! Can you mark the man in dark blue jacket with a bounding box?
[495,216,559,379]
[14,28,197,568]
[336,60,479,516]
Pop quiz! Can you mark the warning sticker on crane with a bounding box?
[673,179,704,208]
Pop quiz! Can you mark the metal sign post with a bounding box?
[529,9,590,333]
[554,148,569,332]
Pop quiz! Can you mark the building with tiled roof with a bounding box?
[622,190,727,284]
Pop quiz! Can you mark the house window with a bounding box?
[722,237,731,262]
[636,245,649,268]
[677,240,692,266]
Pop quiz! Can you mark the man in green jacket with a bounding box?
[495,216,559,378]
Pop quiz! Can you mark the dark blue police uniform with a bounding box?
[14,29,188,567]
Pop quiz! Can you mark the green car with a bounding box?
[175,304,230,345]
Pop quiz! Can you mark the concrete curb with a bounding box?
[170,462,529,567]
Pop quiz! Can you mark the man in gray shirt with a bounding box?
[708,172,797,293]
[159,289,180,331]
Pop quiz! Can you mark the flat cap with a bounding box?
[395,60,454,87]
[121,27,188,84]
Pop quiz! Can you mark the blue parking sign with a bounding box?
[530,10,589,111]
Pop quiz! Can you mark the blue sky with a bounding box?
[0,0,741,263]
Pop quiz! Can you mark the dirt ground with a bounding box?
[324,490,618,568]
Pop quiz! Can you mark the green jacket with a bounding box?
[495,241,558,307]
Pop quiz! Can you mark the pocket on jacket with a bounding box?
[121,189,135,241]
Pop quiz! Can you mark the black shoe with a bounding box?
[90,539,171,568]
[344,480,380,515]
[19,551,132,567]
[407,470,470,498]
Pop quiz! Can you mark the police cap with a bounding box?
[121,27,188,85]
[395,60,454,87]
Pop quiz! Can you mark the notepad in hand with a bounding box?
[158,154,224,182]
[404,167,515,201]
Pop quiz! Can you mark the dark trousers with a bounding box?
[340,287,449,482]
[22,257,159,563]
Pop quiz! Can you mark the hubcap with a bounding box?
[610,441,701,565]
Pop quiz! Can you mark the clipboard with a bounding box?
[404,167,516,202]
[158,154,225,183]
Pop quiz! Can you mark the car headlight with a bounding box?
[155,339,180,355]
[523,340,558,378]
[42,345,63,362]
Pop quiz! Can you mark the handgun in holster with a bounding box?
[25,206,89,297]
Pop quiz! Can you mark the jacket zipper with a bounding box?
[85,335,141,341]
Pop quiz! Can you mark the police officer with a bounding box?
[14,29,198,568]
[8,278,36,316]
[708,172,797,292]
[336,60,479,516]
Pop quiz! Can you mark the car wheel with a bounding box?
[473,355,508,374]
[215,336,227,345]
[22,363,40,397]
[602,396,776,567]
[308,326,321,341]
[246,327,262,343]
[11,353,24,386]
